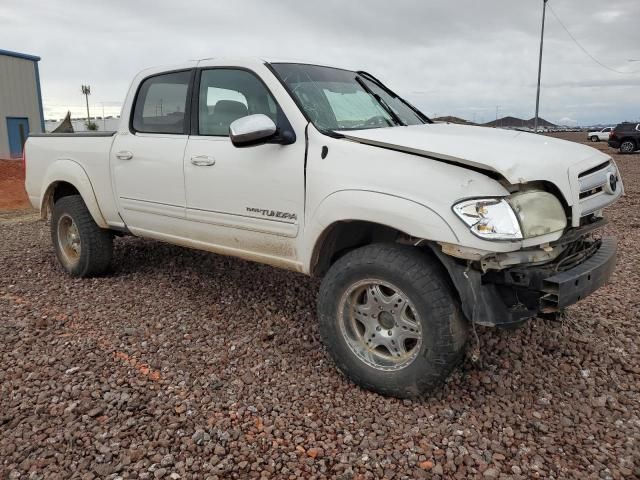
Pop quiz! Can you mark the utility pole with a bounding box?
[81,85,91,125]
[495,105,500,127]
[534,0,549,133]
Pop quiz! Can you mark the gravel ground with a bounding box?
[1,135,639,479]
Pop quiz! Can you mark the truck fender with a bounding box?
[40,159,108,228]
[305,189,459,269]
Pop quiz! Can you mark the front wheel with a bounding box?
[51,195,113,277]
[318,244,468,398]
[620,140,637,154]
[590,136,599,142]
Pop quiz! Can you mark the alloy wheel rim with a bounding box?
[621,141,634,153]
[338,279,423,371]
[57,214,81,268]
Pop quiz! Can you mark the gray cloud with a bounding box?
[1,0,638,125]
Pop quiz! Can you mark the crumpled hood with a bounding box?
[338,123,611,188]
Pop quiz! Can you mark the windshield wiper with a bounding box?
[357,70,432,124]
[355,76,405,127]
[357,71,399,98]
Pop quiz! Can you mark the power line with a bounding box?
[548,4,640,75]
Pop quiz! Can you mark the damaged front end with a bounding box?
[430,218,617,327]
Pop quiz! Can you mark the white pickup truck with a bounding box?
[588,126,613,142]
[25,58,623,398]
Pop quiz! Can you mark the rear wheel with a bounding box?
[318,243,468,398]
[620,139,636,154]
[51,195,113,277]
[590,136,599,142]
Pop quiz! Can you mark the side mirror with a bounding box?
[229,114,277,147]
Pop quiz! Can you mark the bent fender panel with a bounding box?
[303,189,459,272]
[40,159,108,228]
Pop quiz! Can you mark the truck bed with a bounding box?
[24,132,120,226]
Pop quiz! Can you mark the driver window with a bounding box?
[198,69,279,136]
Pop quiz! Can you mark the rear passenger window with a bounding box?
[132,71,191,134]
[198,69,280,136]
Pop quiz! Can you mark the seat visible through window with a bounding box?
[198,69,282,136]
[201,100,248,136]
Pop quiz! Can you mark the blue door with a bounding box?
[6,117,30,158]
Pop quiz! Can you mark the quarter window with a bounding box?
[132,71,191,134]
[198,69,280,136]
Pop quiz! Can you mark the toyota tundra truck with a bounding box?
[24,58,623,398]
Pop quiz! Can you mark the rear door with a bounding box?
[111,70,193,233]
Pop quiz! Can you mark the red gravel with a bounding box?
[0,133,638,479]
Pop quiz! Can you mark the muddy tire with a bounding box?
[51,195,113,277]
[318,243,468,399]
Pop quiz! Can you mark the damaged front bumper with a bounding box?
[433,232,617,327]
[508,237,616,313]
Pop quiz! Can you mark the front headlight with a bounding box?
[453,190,566,241]
[507,190,566,238]
[453,198,522,240]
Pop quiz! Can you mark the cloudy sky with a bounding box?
[1,0,639,125]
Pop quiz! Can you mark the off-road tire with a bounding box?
[318,243,468,398]
[51,195,113,277]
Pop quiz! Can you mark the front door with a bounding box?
[111,70,192,234]
[183,68,305,263]
[6,117,29,158]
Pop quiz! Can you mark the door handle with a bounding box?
[116,151,133,160]
[190,155,215,166]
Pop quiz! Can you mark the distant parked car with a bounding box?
[608,122,640,154]
[588,127,613,142]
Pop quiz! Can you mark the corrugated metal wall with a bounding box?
[0,55,43,159]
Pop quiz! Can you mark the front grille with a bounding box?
[577,160,620,217]
[578,160,610,178]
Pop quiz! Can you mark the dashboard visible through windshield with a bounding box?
[270,63,428,131]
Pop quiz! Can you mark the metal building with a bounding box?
[0,49,44,159]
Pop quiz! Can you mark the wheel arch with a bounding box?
[310,220,405,277]
[40,160,108,228]
[306,190,459,276]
